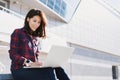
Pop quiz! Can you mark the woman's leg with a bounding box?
[54,67,70,80]
[11,67,56,80]
[11,68,29,80]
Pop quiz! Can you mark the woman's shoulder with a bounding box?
[11,27,24,35]
[13,27,25,33]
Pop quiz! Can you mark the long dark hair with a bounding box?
[24,9,47,38]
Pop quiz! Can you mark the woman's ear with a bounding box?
[27,18,29,22]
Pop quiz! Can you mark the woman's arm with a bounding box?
[9,29,25,65]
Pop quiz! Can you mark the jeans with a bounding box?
[11,67,70,80]
[54,67,70,80]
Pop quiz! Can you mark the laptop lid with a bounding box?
[43,45,74,67]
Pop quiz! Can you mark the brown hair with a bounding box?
[24,9,47,38]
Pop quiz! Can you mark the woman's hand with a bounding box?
[30,61,43,67]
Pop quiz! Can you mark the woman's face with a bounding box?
[27,15,41,31]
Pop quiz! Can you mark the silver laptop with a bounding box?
[24,45,74,68]
[43,45,74,67]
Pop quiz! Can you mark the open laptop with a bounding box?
[25,45,74,68]
[43,45,74,67]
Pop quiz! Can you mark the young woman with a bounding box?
[9,9,70,80]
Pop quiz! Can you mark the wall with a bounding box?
[48,0,120,56]
[0,10,23,42]
[46,0,120,79]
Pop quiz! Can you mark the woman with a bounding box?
[9,9,70,80]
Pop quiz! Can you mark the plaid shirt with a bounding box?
[9,27,39,71]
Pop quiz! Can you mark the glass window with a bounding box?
[47,0,55,9]
[0,0,8,10]
[40,0,47,4]
[54,5,60,13]
[55,0,61,6]
[0,2,5,7]
[38,0,81,22]
[60,9,66,17]
[59,1,66,17]
[54,0,61,13]
[61,1,66,11]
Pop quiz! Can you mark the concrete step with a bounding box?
[0,74,13,80]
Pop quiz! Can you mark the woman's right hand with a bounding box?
[30,61,43,67]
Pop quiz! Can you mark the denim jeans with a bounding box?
[11,67,70,80]
[12,67,56,80]
[54,67,70,80]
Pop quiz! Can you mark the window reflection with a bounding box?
[54,0,61,13]
[47,0,55,9]
[39,0,81,22]
[40,0,66,17]
[60,1,66,17]
[60,9,66,17]
[61,1,66,11]
[55,0,61,6]
[40,0,47,4]
[54,5,60,13]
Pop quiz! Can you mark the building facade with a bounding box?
[0,0,120,80]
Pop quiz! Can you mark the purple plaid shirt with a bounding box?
[9,27,39,70]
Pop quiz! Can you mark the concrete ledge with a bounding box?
[0,73,13,80]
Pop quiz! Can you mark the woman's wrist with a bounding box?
[23,58,27,65]
[23,59,32,67]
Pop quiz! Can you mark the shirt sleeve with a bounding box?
[9,29,25,65]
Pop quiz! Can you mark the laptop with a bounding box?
[43,45,74,67]
[24,45,74,68]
